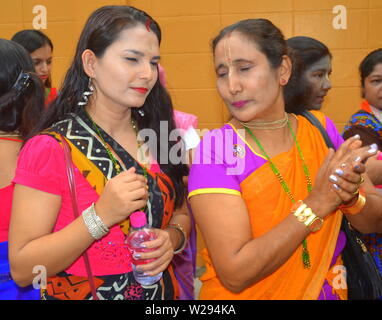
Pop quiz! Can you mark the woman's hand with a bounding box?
[95,167,149,228]
[133,228,174,276]
[305,135,378,217]
[328,139,378,204]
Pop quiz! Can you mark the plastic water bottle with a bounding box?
[126,211,162,285]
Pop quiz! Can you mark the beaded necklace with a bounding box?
[85,111,148,211]
[244,118,312,269]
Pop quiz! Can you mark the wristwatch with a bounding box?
[291,200,324,233]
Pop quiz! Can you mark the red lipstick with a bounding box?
[132,87,148,94]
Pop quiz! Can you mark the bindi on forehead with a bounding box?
[145,17,151,32]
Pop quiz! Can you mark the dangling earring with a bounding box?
[138,108,145,117]
[78,77,94,106]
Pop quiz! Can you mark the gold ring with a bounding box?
[358,176,365,185]
[352,188,360,195]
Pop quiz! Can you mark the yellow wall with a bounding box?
[1,0,381,130]
[1,0,381,267]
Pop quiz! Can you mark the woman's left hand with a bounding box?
[328,141,378,204]
[133,228,174,276]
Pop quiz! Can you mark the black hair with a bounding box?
[0,39,44,139]
[12,30,54,88]
[359,48,382,95]
[212,19,287,69]
[284,36,332,114]
[27,6,188,208]
[287,36,331,68]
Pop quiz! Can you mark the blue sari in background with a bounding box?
[0,241,40,300]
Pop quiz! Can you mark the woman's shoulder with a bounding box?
[23,134,61,151]
[13,133,66,194]
[18,133,64,167]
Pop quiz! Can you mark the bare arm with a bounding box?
[345,175,382,233]
[190,193,312,293]
[9,167,148,287]
[8,185,94,287]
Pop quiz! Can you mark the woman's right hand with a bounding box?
[94,167,149,227]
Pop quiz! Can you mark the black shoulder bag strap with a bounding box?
[301,110,335,149]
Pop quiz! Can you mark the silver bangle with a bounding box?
[82,203,109,240]
[167,223,187,255]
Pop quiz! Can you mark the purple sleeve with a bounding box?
[325,116,344,150]
[188,128,241,198]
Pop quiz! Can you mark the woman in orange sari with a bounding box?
[188,19,382,300]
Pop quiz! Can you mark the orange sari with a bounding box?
[198,112,346,300]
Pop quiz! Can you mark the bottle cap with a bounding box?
[130,211,147,228]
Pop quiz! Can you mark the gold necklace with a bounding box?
[238,112,288,130]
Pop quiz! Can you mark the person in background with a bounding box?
[188,18,382,300]
[8,6,190,300]
[342,48,382,279]
[158,64,200,299]
[284,36,332,114]
[0,38,44,299]
[12,30,57,106]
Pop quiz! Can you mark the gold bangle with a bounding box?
[291,201,323,232]
[340,188,366,216]
[167,223,187,254]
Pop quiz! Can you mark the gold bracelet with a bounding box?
[340,188,366,216]
[291,200,324,232]
[167,223,187,254]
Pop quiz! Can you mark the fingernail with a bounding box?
[354,165,361,171]
[368,143,378,153]
[352,134,360,139]
[133,253,141,259]
[354,156,361,162]
[140,244,147,248]
[333,184,340,190]
[329,175,338,183]
[335,169,344,176]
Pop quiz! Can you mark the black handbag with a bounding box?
[301,109,382,300]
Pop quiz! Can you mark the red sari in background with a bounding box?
[45,87,57,108]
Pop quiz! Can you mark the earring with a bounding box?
[78,77,94,106]
[138,108,145,117]
[280,78,287,85]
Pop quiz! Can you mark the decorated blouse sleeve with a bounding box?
[188,128,241,198]
[325,116,344,150]
[12,135,66,195]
